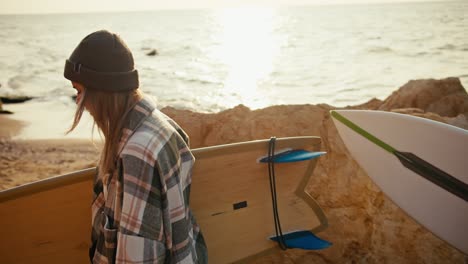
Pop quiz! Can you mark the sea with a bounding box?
[0,1,467,113]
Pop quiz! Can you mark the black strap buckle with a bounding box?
[73,63,82,73]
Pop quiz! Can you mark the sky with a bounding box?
[0,0,452,14]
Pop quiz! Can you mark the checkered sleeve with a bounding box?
[115,131,196,263]
[156,134,196,263]
[115,142,168,263]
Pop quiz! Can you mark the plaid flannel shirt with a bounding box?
[90,97,207,263]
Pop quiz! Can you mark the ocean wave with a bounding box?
[366,46,394,53]
[176,76,221,86]
[436,43,468,52]
[409,51,430,56]
[37,48,60,63]
[163,71,223,86]
[7,75,32,89]
[339,87,358,93]
[270,81,304,88]
[438,44,457,51]
[399,51,440,57]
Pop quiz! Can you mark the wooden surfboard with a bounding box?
[331,110,468,255]
[0,136,328,263]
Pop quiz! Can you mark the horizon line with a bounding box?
[0,0,459,16]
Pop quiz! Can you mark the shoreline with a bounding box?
[0,115,26,139]
[0,99,101,140]
[1,76,468,141]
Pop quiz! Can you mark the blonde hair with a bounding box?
[68,87,142,183]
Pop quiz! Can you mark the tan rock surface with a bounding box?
[161,107,465,263]
[161,78,467,263]
[379,77,468,117]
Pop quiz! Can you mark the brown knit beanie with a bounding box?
[64,30,139,92]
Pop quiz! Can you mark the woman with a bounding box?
[64,30,207,263]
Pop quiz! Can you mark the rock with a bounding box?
[0,96,34,104]
[390,108,447,123]
[146,49,158,56]
[162,104,329,148]
[379,77,468,117]
[445,114,468,130]
[352,98,383,110]
[0,98,13,114]
[0,110,13,114]
[160,78,467,263]
[0,94,33,114]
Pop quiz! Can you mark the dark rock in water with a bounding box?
[0,96,34,104]
[0,109,13,114]
[146,49,158,56]
[0,98,13,114]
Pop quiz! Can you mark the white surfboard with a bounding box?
[331,110,468,255]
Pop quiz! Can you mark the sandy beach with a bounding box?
[1,77,467,263]
[0,137,99,191]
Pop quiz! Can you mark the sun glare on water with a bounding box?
[211,7,280,109]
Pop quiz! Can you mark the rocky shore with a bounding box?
[0,77,467,263]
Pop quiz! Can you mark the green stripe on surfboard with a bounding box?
[330,110,468,203]
[330,110,396,153]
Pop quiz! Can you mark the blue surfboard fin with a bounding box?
[269,230,332,250]
[259,149,326,163]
